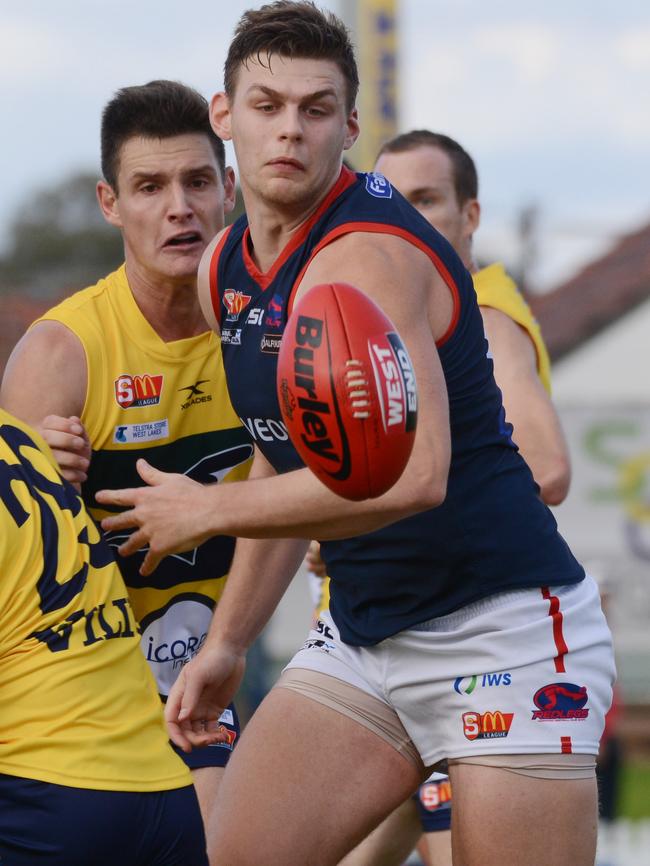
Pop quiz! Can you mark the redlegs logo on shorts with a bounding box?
[531,683,589,721]
[462,710,514,740]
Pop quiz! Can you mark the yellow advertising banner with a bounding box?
[350,0,398,170]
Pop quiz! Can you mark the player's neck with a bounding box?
[242,173,339,273]
[125,263,208,342]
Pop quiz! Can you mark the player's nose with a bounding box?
[167,183,194,219]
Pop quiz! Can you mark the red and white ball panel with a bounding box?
[277,282,418,500]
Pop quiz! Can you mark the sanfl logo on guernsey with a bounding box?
[223,289,253,321]
[365,172,393,199]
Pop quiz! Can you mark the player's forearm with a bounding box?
[207,536,309,653]
[197,453,442,541]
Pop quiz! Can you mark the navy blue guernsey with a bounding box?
[209,167,584,646]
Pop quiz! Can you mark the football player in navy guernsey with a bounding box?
[98,4,615,865]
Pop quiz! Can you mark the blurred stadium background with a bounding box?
[1,1,648,863]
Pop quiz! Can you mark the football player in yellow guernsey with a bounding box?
[0,409,210,865]
[0,81,253,844]
[308,129,574,866]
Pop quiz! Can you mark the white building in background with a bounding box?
[532,225,650,702]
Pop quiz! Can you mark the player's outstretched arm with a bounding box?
[0,322,91,486]
[165,447,310,748]
[481,307,571,504]
[97,231,451,566]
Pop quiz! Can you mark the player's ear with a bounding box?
[343,107,360,152]
[463,198,480,238]
[96,181,122,229]
[211,92,232,141]
[223,166,236,215]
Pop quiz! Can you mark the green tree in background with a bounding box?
[0,171,247,299]
[0,172,124,297]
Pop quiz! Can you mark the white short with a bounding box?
[284,575,615,767]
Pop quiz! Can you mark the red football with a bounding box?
[276,282,418,500]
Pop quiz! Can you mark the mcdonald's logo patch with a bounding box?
[115,373,164,409]
[462,710,514,741]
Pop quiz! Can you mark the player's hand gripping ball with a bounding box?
[277,282,418,500]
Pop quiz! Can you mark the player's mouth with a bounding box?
[163,231,203,250]
[267,158,305,171]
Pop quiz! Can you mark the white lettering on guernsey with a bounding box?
[141,598,214,697]
[241,417,289,442]
[113,419,169,444]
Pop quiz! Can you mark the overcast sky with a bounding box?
[2,0,649,289]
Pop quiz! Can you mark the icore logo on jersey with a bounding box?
[365,172,393,199]
[462,710,514,740]
[179,380,212,410]
[531,683,589,721]
[113,419,169,444]
[223,289,252,321]
[454,672,512,694]
[115,374,163,408]
[369,333,417,433]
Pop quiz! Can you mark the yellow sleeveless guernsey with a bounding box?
[0,410,191,791]
[313,263,553,620]
[36,266,253,698]
[472,263,551,394]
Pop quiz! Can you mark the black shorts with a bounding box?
[0,774,208,866]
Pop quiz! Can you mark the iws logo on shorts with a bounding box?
[365,172,393,198]
[115,373,163,408]
[531,683,589,721]
[454,672,512,694]
[462,711,514,740]
[223,289,252,322]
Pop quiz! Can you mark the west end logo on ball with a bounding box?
[290,313,351,480]
[369,333,417,433]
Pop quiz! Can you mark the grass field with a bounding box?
[619,762,650,819]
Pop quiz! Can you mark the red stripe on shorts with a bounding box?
[541,587,568,673]
[561,736,573,754]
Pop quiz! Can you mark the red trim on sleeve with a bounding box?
[541,587,569,674]
[208,227,233,330]
[242,166,357,290]
[287,221,461,345]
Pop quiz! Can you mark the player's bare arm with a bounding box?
[97,232,452,570]
[0,321,91,485]
[481,306,570,504]
[165,446,309,749]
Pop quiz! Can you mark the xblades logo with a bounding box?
[179,380,209,397]
[179,380,212,411]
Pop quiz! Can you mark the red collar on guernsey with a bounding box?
[241,165,357,291]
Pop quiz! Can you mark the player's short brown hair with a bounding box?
[224,1,359,112]
[378,130,479,205]
[101,80,226,191]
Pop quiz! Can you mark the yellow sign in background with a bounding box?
[348,0,398,170]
